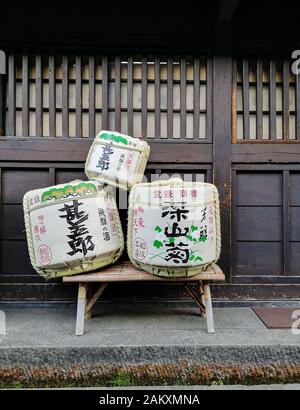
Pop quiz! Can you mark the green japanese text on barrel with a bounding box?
[127,178,221,277]
[85,130,150,191]
[23,180,124,278]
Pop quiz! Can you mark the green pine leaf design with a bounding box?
[153,240,163,249]
[191,225,198,232]
[168,237,175,244]
[199,235,207,242]
[185,234,193,241]
[154,226,162,233]
[189,254,195,261]
[195,256,203,262]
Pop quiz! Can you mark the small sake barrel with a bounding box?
[127,178,221,277]
[23,180,124,278]
[85,130,150,191]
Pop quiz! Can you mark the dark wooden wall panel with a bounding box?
[236,172,282,206]
[233,168,300,281]
[55,169,87,184]
[235,242,283,276]
[290,208,300,241]
[1,204,25,240]
[1,240,36,275]
[236,207,282,241]
[290,173,300,205]
[290,243,300,276]
[2,170,49,203]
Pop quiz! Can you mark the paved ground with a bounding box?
[0,304,299,386]
[1,303,299,347]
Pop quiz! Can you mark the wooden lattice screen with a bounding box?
[232,58,300,141]
[4,54,212,141]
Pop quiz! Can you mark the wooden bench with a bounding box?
[63,261,225,336]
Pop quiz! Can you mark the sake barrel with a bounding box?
[85,130,150,191]
[23,180,124,278]
[127,178,221,277]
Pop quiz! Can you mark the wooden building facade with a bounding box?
[0,2,300,302]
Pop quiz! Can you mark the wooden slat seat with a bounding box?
[63,261,225,283]
[63,261,225,336]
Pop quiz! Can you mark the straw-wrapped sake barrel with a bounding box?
[23,180,124,278]
[127,178,221,277]
[85,130,150,191]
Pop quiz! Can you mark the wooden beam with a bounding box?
[212,56,232,279]
[85,283,108,313]
[0,137,213,163]
[232,143,300,163]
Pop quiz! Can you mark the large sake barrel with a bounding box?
[127,178,221,277]
[85,130,150,191]
[23,180,124,278]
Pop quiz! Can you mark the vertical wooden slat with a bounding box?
[49,55,56,137]
[193,57,200,139]
[206,58,213,141]
[7,54,15,136]
[0,168,2,275]
[22,55,29,137]
[102,56,108,130]
[242,59,250,140]
[48,167,56,186]
[167,57,173,139]
[127,57,133,136]
[75,56,82,137]
[283,59,290,140]
[62,56,69,138]
[141,57,147,139]
[256,59,263,140]
[0,74,3,136]
[154,57,160,139]
[180,57,186,139]
[88,56,95,137]
[296,71,300,140]
[231,169,237,277]
[231,59,237,143]
[283,170,290,276]
[115,56,121,132]
[269,59,276,140]
[206,168,213,183]
[35,55,43,137]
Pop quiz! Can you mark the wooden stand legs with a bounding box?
[185,281,215,334]
[75,282,108,336]
[75,281,215,336]
[75,283,88,336]
[203,283,215,334]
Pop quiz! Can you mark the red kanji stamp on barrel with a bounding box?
[37,244,52,266]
